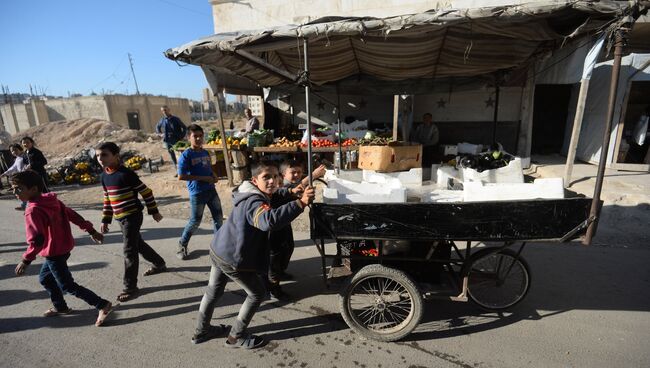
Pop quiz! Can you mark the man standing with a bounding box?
[409,112,439,167]
[244,108,260,134]
[156,105,187,176]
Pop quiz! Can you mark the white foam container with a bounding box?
[362,168,423,186]
[323,178,407,203]
[463,178,565,202]
[462,157,524,184]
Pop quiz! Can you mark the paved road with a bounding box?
[1,198,649,368]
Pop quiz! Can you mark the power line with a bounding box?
[154,0,212,18]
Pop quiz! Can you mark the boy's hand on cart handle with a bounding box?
[313,164,326,179]
[100,223,109,234]
[90,230,104,244]
[291,184,304,195]
[153,213,163,222]
[15,261,28,276]
[299,186,315,207]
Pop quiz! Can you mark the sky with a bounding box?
[0,0,218,101]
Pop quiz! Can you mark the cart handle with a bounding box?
[560,215,596,242]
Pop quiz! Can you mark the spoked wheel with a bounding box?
[462,248,531,311]
[339,264,423,342]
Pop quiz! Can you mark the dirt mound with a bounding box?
[10,118,165,166]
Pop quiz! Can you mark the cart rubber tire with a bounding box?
[461,248,531,311]
[339,264,423,342]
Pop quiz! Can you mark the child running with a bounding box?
[176,124,223,260]
[11,170,112,326]
[95,142,166,302]
[192,160,315,349]
[266,160,325,300]
[1,144,29,210]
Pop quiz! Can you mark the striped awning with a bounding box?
[164,0,642,92]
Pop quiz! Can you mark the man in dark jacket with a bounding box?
[192,160,314,349]
[155,105,187,175]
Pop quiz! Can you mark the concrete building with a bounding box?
[0,94,191,135]
[209,0,538,33]
[246,96,263,117]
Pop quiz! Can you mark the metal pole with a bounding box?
[214,91,234,187]
[492,83,500,144]
[584,30,625,245]
[564,79,591,187]
[304,38,313,186]
[336,83,343,173]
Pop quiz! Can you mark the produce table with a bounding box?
[199,144,359,153]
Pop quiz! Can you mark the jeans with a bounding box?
[268,225,294,283]
[117,212,166,291]
[164,142,177,166]
[196,252,266,338]
[179,189,223,247]
[39,253,109,311]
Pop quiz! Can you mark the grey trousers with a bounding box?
[196,252,266,338]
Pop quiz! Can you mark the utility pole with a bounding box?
[128,53,141,95]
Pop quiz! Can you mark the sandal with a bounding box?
[95,302,113,327]
[143,265,167,276]
[117,289,139,302]
[43,307,72,317]
[191,324,229,344]
[224,333,266,349]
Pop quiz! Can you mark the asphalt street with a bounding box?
[1,198,649,368]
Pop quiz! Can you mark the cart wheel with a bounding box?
[462,248,531,311]
[339,264,423,342]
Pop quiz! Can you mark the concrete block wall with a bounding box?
[0,104,19,134]
[104,95,191,133]
[45,96,110,122]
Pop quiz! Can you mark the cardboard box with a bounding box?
[358,143,422,172]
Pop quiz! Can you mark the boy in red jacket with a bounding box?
[12,170,113,327]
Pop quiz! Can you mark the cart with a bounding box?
[310,197,598,341]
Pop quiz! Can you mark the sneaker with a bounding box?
[95,302,113,327]
[224,333,266,349]
[192,324,228,344]
[177,242,188,260]
[269,286,291,301]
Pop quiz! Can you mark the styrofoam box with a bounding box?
[422,189,464,203]
[362,168,422,186]
[463,178,564,202]
[440,144,458,156]
[457,142,483,154]
[323,178,407,203]
[324,169,363,182]
[462,157,524,184]
[436,165,462,186]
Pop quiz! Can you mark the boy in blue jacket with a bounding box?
[192,160,314,349]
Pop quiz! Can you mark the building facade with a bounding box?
[0,94,191,135]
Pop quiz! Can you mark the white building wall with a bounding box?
[210,0,535,33]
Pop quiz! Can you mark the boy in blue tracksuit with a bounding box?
[192,160,314,349]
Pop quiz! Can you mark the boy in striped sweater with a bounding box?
[95,142,166,302]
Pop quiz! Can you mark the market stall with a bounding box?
[165,0,648,341]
